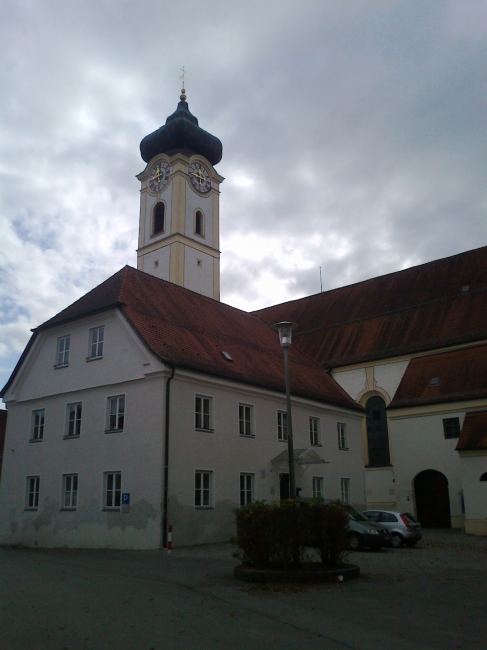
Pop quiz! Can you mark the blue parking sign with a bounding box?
[122,493,130,505]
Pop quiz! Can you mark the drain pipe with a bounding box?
[161,364,175,549]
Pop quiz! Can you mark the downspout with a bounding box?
[161,364,175,549]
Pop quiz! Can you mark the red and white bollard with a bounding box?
[167,524,172,554]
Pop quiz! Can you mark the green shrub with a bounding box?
[233,499,349,569]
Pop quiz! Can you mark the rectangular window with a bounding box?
[277,410,288,441]
[239,404,253,437]
[62,474,78,509]
[195,470,213,508]
[104,472,121,509]
[195,396,211,431]
[26,476,40,509]
[66,403,82,437]
[341,478,351,504]
[309,417,320,445]
[443,417,461,439]
[240,473,254,505]
[89,326,104,359]
[312,477,323,498]
[56,335,70,367]
[31,409,45,441]
[107,396,125,432]
[337,422,348,450]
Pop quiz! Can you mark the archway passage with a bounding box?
[414,470,451,527]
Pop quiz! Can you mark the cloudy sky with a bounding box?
[1,0,486,398]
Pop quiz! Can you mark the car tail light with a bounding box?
[400,514,410,527]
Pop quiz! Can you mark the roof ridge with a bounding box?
[254,243,487,314]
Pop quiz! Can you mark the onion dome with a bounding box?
[140,89,222,166]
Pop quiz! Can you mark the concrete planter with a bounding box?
[234,562,360,584]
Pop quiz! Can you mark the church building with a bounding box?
[1,89,486,549]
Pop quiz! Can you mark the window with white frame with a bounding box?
[277,410,288,441]
[195,395,212,431]
[104,471,121,509]
[240,473,254,505]
[66,403,82,437]
[195,470,213,508]
[31,409,45,441]
[309,417,320,445]
[56,335,70,367]
[337,422,348,450]
[106,396,125,432]
[312,476,323,498]
[88,326,104,359]
[62,474,78,509]
[26,476,40,509]
[239,404,253,437]
[341,478,351,504]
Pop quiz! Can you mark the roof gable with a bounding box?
[3,266,360,411]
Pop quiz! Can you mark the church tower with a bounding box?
[136,88,224,300]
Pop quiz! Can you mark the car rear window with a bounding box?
[379,512,398,523]
[402,512,418,523]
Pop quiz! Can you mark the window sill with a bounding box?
[195,428,214,433]
[365,464,393,469]
[150,231,165,239]
[60,508,77,511]
[310,443,322,447]
[102,508,121,512]
[278,438,288,443]
[338,447,349,451]
[63,435,80,440]
[195,506,214,510]
[86,356,103,362]
[240,434,255,439]
[53,363,69,369]
[104,429,124,434]
[24,508,38,511]
[29,438,43,443]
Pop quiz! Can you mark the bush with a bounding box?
[233,499,349,569]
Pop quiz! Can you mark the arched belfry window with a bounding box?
[152,202,165,235]
[195,210,204,237]
[365,395,391,467]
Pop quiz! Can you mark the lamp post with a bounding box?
[271,321,298,499]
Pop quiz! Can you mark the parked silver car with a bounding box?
[363,510,422,548]
[342,504,391,551]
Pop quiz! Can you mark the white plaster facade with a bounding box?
[0,308,365,549]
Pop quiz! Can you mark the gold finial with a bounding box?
[179,66,186,100]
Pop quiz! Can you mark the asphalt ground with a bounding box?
[0,529,486,650]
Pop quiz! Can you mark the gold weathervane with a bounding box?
[179,67,186,101]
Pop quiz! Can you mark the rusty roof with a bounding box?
[389,345,487,409]
[456,411,487,451]
[254,246,487,367]
[2,266,360,411]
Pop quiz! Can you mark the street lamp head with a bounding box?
[271,321,299,348]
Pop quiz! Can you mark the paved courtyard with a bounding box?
[1,529,486,650]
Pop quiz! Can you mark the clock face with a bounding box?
[188,162,211,193]
[148,161,170,192]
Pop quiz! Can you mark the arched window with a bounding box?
[480,473,487,482]
[195,210,204,237]
[152,202,165,235]
[365,395,391,467]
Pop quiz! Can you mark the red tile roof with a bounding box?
[389,345,487,409]
[254,246,487,367]
[9,266,360,411]
[456,411,487,451]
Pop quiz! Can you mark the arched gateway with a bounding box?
[414,470,451,528]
